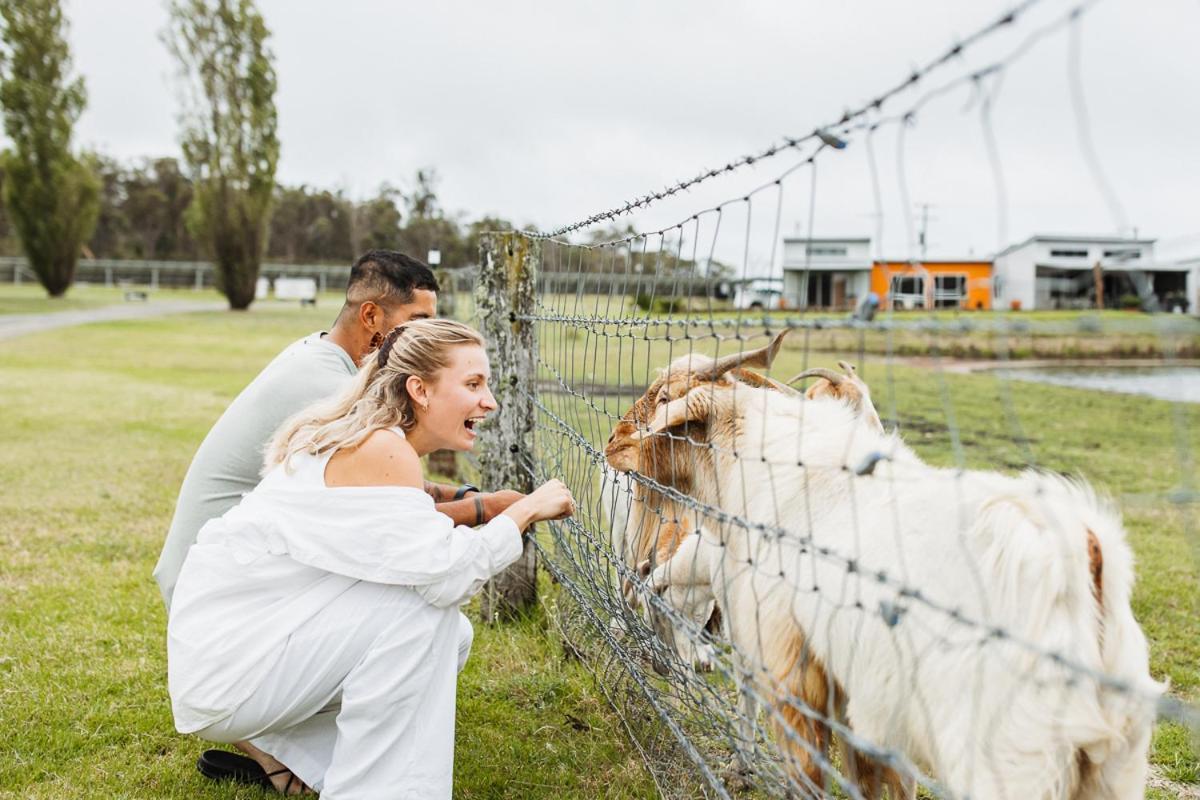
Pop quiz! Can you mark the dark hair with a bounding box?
[346,250,440,307]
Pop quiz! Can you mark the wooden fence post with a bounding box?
[476,232,539,621]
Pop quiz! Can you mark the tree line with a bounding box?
[0,157,515,269]
[0,0,720,308]
[0,0,520,308]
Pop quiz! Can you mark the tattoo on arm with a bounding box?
[474,495,485,527]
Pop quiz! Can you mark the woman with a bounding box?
[167,319,574,798]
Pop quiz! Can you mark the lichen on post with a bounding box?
[476,231,540,621]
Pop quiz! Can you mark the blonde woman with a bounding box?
[167,319,574,798]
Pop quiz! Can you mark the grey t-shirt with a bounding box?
[154,332,358,608]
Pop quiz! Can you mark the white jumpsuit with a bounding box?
[167,437,523,798]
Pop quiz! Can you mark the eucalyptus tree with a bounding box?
[0,0,100,297]
[165,0,279,309]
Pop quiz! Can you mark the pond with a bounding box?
[997,365,1200,403]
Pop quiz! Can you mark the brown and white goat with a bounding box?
[605,334,908,797]
[626,354,1161,799]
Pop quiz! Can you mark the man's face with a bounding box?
[381,289,438,328]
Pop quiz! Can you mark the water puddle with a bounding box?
[998,366,1200,403]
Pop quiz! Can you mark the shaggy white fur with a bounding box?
[646,367,1162,799]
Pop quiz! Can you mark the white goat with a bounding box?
[639,358,1162,799]
[608,338,906,796]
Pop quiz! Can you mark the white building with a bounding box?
[780,237,872,310]
[992,235,1191,311]
[1179,256,1200,313]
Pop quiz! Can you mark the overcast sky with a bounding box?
[65,0,1199,271]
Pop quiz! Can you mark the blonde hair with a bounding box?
[264,318,486,473]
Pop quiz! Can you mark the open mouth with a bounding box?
[464,416,485,432]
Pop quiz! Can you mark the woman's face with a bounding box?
[416,344,497,451]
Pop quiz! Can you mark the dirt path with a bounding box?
[0,299,224,342]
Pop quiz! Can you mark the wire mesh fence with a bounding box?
[462,1,1200,796]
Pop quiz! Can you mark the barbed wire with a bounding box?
[526,0,1052,239]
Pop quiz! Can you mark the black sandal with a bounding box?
[197,749,310,793]
[197,749,268,784]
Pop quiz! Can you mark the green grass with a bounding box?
[535,293,1200,360]
[0,306,658,800]
[1,294,1197,797]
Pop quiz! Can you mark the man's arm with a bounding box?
[434,490,525,527]
[423,480,473,502]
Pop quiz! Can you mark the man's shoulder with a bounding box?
[272,332,357,374]
[205,334,354,439]
[254,333,356,390]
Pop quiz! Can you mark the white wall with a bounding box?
[781,238,872,270]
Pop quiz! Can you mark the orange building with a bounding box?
[870,260,993,311]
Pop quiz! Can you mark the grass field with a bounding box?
[1,291,1197,798]
[0,303,657,799]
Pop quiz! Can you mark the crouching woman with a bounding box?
[167,319,574,798]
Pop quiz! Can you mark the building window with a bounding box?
[1103,248,1142,259]
[890,274,925,310]
[1049,248,1088,258]
[806,246,847,257]
[933,274,967,308]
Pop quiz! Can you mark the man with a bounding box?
[156,249,520,793]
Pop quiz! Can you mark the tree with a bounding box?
[268,184,352,263]
[352,184,404,254]
[0,0,100,297]
[395,169,473,268]
[166,0,279,309]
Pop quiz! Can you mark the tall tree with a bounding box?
[268,185,352,263]
[396,169,471,268]
[0,0,100,297]
[352,184,405,254]
[166,0,279,309]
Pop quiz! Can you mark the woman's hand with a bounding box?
[501,480,575,532]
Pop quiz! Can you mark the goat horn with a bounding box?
[696,329,789,381]
[786,367,843,386]
[837,360,858,375]
[761,375,802,397]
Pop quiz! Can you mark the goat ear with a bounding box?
[634,387,715,437]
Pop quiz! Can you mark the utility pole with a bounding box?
[917,203,932,260]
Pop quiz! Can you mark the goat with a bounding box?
[606,334,908,797]
[632,355,1162,798]
[602,344,800,674]
[598,462,719,672]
